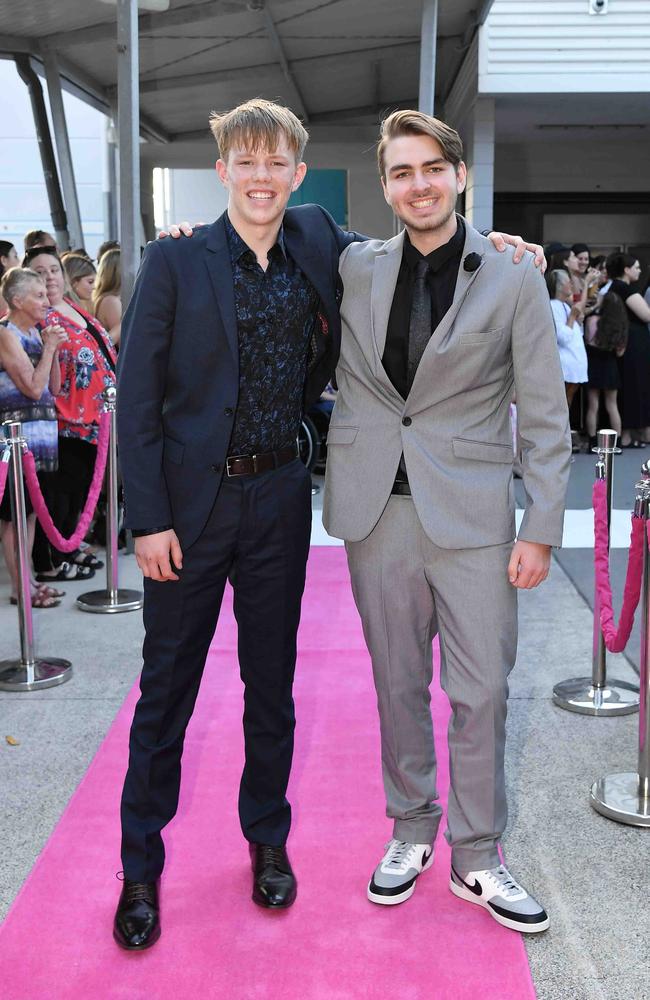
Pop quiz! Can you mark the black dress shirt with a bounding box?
[383,218,465,400]
[226,215,319,456]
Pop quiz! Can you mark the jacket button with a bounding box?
[224,407,233,417]
[402,416,412,427]
[211,463,221,473]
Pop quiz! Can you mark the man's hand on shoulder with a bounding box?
[135,529,183,582]
[157,221,203,240]
[487,232,546,272]
[507,540,551,590]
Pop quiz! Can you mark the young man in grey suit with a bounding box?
[323,111,571,933]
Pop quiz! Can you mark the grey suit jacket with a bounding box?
[322,220,571,548]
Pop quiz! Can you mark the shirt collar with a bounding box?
[403,216,465,274]
[224,212,287,266]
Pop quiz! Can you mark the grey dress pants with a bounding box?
[345,494,518,873]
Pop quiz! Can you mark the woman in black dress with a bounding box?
[607,253,650,448]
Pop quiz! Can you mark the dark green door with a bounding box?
[289,169,348,227]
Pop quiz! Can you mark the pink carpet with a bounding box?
[0,548,535,1000]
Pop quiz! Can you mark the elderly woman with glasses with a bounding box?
[0,267,67,607]
[23,246,117,581]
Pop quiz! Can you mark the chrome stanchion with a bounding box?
[0,422,72,691]
[553,428,639,715]
[76,387,143,614]
[590,461,650,825]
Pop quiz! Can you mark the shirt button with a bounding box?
[211,464,221,473]
[224,407,233,417]
[402,416,412,427]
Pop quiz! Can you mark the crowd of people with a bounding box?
[0,230,121,608]
[545,241,650,449]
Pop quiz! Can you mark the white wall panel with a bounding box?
[480,0,650,92]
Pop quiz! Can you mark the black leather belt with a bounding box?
[226,443,298,477]
[391,480,412,496]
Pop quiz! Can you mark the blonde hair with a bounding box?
[209,98,309,163]
[62,253,96,308]
[1,267,45,309]
[377,110,464,179]
[92,248,121,314]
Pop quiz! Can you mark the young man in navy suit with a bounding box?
[114,99,543,950]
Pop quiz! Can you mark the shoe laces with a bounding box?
[258,846,286,867]
[124,881,156,904]
[382,840,418,873]
[483,865,525,899]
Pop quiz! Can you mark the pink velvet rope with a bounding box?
[592,478,645,653]
[0,451,9,506]
[22,412,111,552]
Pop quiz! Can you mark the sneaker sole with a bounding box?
[448,878,550,934]
[367,851,434,906]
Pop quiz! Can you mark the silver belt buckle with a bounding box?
[226,453,249,477]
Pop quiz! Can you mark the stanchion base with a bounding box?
[590,772,650,827]
[75,589,143,614]
[552,677,639,716]
[0,657,72,692]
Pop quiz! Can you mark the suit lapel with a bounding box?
[204,213,239,365]
[370,231,404,375]
[427,223,487,350]
[407,221,488,399]
[283,227,330,306]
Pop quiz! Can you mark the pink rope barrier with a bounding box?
[0,451,9,506]
[22,412,111,553]
[593,478,645,653]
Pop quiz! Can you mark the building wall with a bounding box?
[142,140,394,241]
[480,0,650,93]
[496,138,650,192]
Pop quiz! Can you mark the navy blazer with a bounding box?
[117,204,363,550]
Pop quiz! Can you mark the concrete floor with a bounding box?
[0,459,648,999]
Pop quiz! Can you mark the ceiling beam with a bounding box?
[171,123,381,145]
[137,40,419,94]
[24,45,171,144]
[261,2,309,122]
[0,34,36,54]
[39,1,247,49]
[308,99,418,124]
[168,98,418,141]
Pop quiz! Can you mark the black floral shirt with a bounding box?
[226,215,319,456]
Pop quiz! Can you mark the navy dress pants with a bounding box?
[120,459,312,882]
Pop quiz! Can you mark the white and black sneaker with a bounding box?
[367,839,434,905]
[450,864,549,933]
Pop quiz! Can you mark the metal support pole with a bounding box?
[42,48,84,249]
[590,461,650,825]
[553,429,639,715]
[76,388,143,613]
[0,424,72,692]
[102,117,119,243]
[14,55,70,249]
[117,0,141,309]
[418,0,438,115]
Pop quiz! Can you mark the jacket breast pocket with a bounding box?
[327,425,358,445]
[163,434,185,465]
[459,327,504,345]
[452,437,513,464]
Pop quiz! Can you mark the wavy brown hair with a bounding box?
[92,248,121,315]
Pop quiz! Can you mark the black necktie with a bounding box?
[407,259,431,392]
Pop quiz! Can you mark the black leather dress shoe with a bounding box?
[113,879,161,950]
[250,844,297,908]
